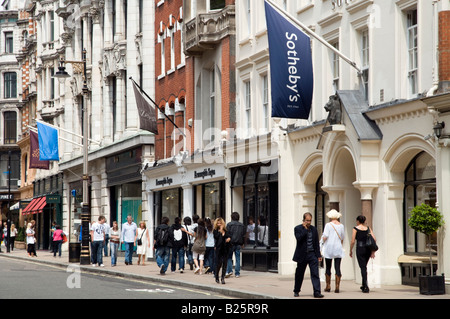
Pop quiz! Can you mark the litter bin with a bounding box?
[69,242,81,263]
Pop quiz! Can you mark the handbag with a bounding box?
[365,228,378,251]
[137,229,145,246]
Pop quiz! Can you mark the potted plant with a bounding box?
[408,203,445,295]
[15,227,26,249]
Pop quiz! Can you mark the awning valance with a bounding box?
[22,196,47,215]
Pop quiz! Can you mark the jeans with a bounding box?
[91,241,104,265]
[156,246,170,273]
[205,247,215,273]
[110,242,119,265]
[53,240,62,257]
[171,246,185,271]
[124,242,134,264]
[185,244,194,266]
[226,244,241,276]
[103,234,109,256]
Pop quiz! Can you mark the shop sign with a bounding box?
[156,177,173,187]
[194,168,216,179]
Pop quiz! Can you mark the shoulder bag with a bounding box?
[365,228,378,251]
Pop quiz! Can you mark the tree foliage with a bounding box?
[408,203,444,235]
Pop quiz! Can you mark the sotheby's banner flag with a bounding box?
[264,0,313,119]
[29,130,50,169]
[37,121,59,161]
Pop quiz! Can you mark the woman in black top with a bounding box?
[213,217,231,284]
[350,215,377,293]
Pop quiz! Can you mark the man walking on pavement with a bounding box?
[121,215,137,265]
[91,215,106,267]
[293,212,324,298]
[154,216,171,275]
[226,212,246,278]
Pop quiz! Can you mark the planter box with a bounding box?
[419,275,445,295]
[14,241,26,250]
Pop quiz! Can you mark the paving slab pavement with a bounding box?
[1,248,448,300]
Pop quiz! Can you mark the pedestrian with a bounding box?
[3,222,8,250]
[226,212,246,278]
[9,224,17,251]
[26,222,37,257]
[170,217,188,273]
[50,221,56,253]
[121,215,137,265]
[245,216,255,246]
[183,216,195,270]
[350,215,376,293]
[256,216,269,247]
[103,219,110,257]
[109,221,120,266]
[90,215,106,267]
[213,217,231,284]
[293,212,324,298]
[321,209,345,293]
[52,225,66,257]
[154,216,171,274]
[204,217,215,275]
[190,218,207,274]
[135,221,150,266]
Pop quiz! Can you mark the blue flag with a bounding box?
[265,0,313,119]
[37,122,59,161]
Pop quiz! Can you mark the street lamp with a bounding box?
[54,48,90,265]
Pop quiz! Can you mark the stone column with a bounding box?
[353,183,378,229]
[89,7,103,146]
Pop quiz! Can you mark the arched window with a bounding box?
[404,152,436,253]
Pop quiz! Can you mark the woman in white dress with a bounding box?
[135,221,150,265]
[321,209,345,293]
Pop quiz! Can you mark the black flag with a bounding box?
[132,80,158,135]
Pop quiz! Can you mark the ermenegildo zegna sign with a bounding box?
[194,168,216,179]
[152,164,224,188]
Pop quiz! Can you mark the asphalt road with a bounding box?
[0,258,229,300]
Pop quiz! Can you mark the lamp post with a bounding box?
[54,48,91,265]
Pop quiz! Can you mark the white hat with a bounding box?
[326,209,342,220]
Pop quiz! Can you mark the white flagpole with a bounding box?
[265,0,362,75]
[36,120,100,145]
[27,125,83,147]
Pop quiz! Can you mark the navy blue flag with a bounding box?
[265,0,313,119]
[37,121,59,161]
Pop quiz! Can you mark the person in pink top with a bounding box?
[52,225,66,257]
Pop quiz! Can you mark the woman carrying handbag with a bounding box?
[350,215,377,293]
[320,210,345,293]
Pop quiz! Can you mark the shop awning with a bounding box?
[31,196,47,214]
[22,196,47,215]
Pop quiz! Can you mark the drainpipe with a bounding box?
[427,0,439,97]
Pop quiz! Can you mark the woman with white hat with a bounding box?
[321,209,345,293]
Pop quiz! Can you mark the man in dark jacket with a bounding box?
[154,216,171,274]
[293,212,323,298]
[170,217,188,273]
[226,212,246,278]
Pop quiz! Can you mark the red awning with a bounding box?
[30,197,47,214]
[22,197,40,215]
[22,196,47,215]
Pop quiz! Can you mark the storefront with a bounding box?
[22,173,63,250]
[106,148,144,251]
[144,158,226,256]
[230,160,279,272]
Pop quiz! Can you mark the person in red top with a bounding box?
[52,225,66,257]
